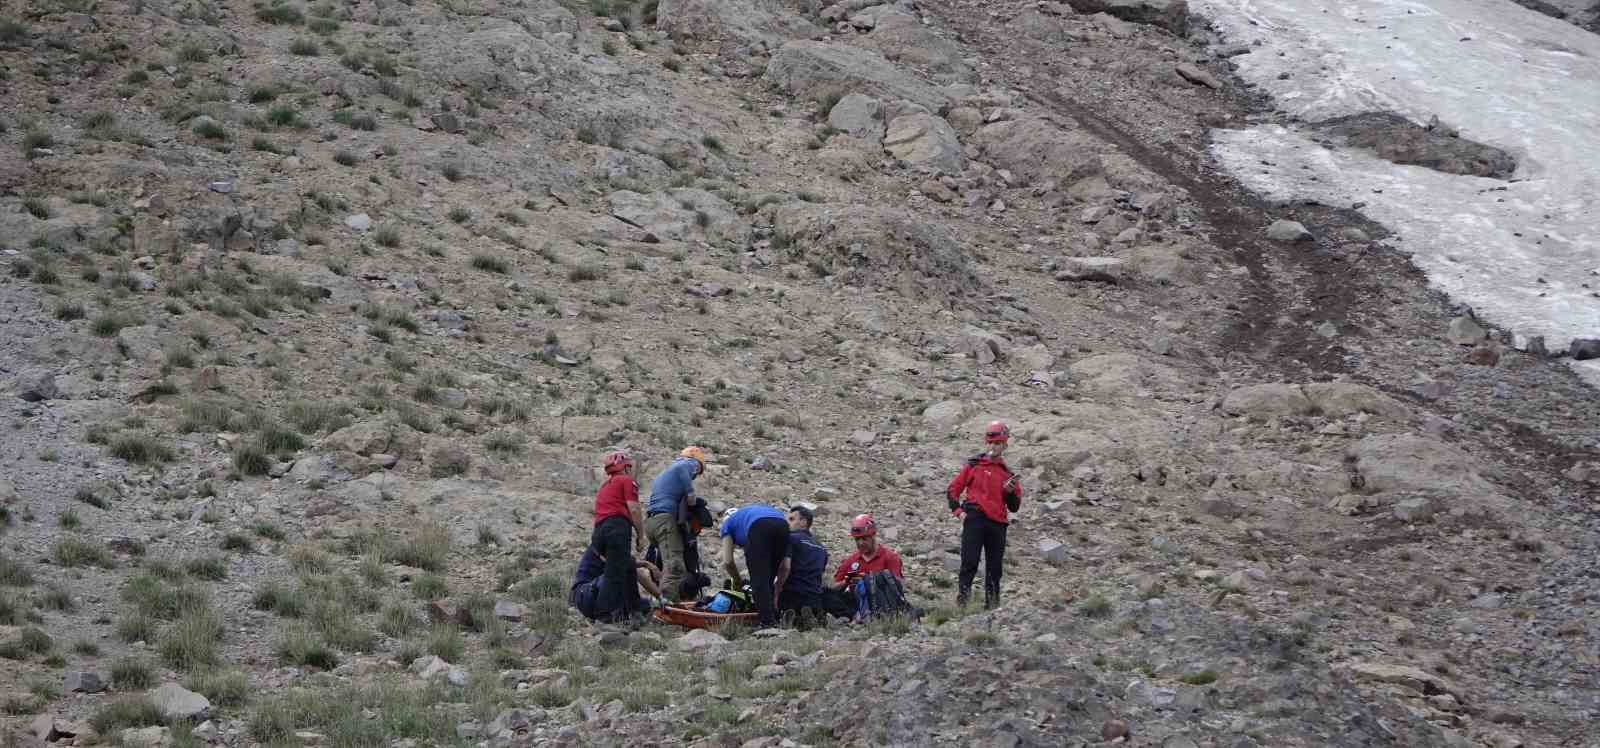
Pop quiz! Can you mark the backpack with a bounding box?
[853,570,919,622]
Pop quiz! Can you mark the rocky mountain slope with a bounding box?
[1,0,1597,746]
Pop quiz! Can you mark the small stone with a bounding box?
[431,113,464,134]
[1175,63,1220,88]
[781,349,805,363]
[1467,344,1501,366]
[752,664,786,679]
[1447,316,1487,345]
[344,213,372,232]
[1393,497,1435,522]
[16,368,60,402]
[1470,593,1503,610]
[65,671,106,693]
[598,631,627,648]
[1265,219,1312,242]
[151,683,211,721]
[121,726,168,748]
[1315,321,1338,338]
[811,486,838,501]
[494,600,525,622]
[1038,539,1068,563]
[675,629,728,652]
[208,181,235,194]
[1102,719,1130,741]
[410,655,450,679]
[848,430,878,447]
[750,455,775,471]
[446,668,470,687]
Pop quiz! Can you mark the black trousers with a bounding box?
[744,517,790,626]
[958,511,1008,609]
[591,516,638,620]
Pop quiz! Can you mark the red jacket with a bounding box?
[593,474,639,526]
[947,453,1021,524]
[833,546,903,583]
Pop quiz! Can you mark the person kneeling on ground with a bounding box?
[570,543,663,623]
[777,505,828,626]
[717,503,791,628]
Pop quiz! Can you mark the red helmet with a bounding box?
[849,514,877,538]
[984,420,1011,443]
[603,450,634,474]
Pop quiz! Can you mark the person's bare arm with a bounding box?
[627,499,647,553]
[637,570,661,599]
[775,557,791,598]
[719,535,741,588]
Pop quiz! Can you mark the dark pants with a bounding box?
[591,516,638,620]
[958,511,1008,609]
[744,517,790,627]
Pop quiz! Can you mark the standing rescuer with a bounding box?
[591,450,645,621]
[718,504,792,628]
[645,446,706,602]
[946,420,1022,609]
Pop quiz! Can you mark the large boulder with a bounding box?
[1348,434,1499,500]
[1065,0,1189,36]
[1303,382,1409,418]
[607,189,750,247]
[883,112,963,174]
[656,0,818,53]
[855,8,973,82]
[972,117,1103,186]
[1221,384,1315,417]
[427,22,581,93]
[765,41,950,112]
[151,683,211,721]
[772,204,980,300]
[828,94,885,141]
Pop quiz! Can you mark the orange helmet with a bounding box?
[680,446,707,474]
[603,450,633,474]
[984,420,1010,443]
[849,514,877,538]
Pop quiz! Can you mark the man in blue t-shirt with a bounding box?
[717,503,790,627]
[777,506,827,624]
[644,447,707,602]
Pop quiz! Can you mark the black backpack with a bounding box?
[859,570,920,621]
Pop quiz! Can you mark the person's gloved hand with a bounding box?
[947,496,960,512]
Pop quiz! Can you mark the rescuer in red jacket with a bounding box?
[946,420,1022,609]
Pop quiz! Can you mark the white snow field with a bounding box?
[1197,0,1600,380]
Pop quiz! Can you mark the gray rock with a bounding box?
[16,368,60,402]
[436,388,468,410]
[975,117,1103,186]
[656,0,817,54]
[1392,497,1436,522]
[207,181,234,194]
[1065,0,1189,35]
[345,213,373,232]
[675,629,729,652]
[598,631,628,648]
[848,430,878,447]
[446,668,470,687]
[829,94,884,141]
[1447,316,1487,345]
[431,112,465,134]
[488,708,534,735]
[1053,256,1125,284]
[121,726,169,748]
[411,655,450,679]
[288,454,350,484]
[151,683,211,721]
[1175,63,1220,88]
[65,671,106,693]
[1265,219,1312,242]
[765,41,950,112]
[750,455,775,471]
[1568,338,1600,360]
[883,112,963,174]
[1038,539,1068,563]
[494,600,525,622]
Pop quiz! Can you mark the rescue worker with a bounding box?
[717,503,791,628]
[590,450,645,621]
[828,513,903,589]
[645,446,707,604]
[946,420,1022,609]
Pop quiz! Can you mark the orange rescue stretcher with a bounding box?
[652,602,757,630]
